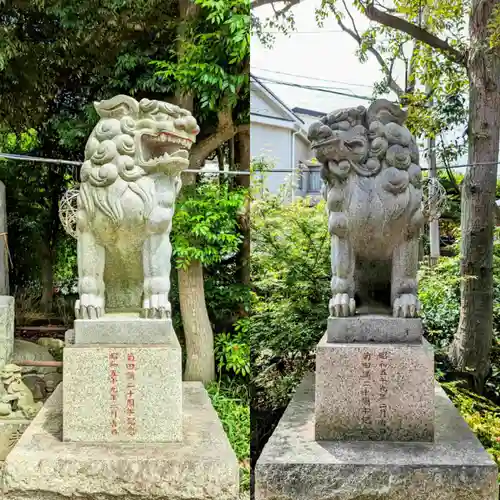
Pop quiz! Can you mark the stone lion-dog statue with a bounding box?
[75,95,199,319]
[308,99,424,318]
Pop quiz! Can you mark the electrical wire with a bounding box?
[257,76,374,100]
[256,29,344,34]
[253,68,375,88]
[1,152,499,172]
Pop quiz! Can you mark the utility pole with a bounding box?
[426,83,440,266]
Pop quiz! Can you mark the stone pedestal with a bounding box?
[74,314,175,344]
[64,314,182,443]
[255,375,498,500]
[0,296,14,368]
[327,315,422,343]
[256,315,498,499]
[3,383,239,500]
[315,333,434,442]
[0,419,29,460]
[0,181,9,296]
[63,344,182,442]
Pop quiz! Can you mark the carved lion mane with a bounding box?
[308,99,424,318]
[75,95,199,318]
[79,95,199,226]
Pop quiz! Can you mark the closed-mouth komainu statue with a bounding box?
[308,99,424,318]
[75,95,199,319]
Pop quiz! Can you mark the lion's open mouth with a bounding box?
[141,132,192,163]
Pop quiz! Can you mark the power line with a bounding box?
[1,152,499,173]
[257,76,373,101]
[0,153,250,175]
[256,29,344,34]
[253,68,375,89]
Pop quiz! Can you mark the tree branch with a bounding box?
[342,0,361,37]
[336,17,404,96]
[190,110,240,169]
[251,0,301,13]
[361,1,467,66]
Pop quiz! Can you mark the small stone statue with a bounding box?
[308,99,424,318]
[0,364,42,419]
[75,95,200,320]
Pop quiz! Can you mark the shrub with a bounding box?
[250,195,330,409]
[207,381,250,491]
[214,322,250,380]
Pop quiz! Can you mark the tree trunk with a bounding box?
[174,0,216,383]
[177,170,217,383]
[235,129,251,290]
[449,0,500,390]
[179,259,215,383]
[177,174,217,382]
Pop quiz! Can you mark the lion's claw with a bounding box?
[329,293,356,317]
[74,299,103,320]
[141,293,171,319]
[140,306,171,319]
[393,294,420,318]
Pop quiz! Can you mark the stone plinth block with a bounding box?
[3,383,239,500]
[327,314,422,343]
[63,342,182,442]
[0,419,29,460]
[315,335,434,441]
[0,295,14,367]
[74,313,174,344]
[255,375,498,500]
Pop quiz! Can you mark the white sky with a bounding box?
[251,0,397,114]
[251,0,470,172]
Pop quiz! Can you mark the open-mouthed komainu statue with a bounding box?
[308,99,424,318]
[75,95,199,319]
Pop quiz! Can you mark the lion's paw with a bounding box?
[74,298,104,320]
[141,294,171,319]
[329,294,356,317]
[393,294,420,318]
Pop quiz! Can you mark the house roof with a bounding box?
[292,106,325,118]
[250,73,305,125]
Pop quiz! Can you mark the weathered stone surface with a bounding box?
[315,335,434,441]
[0,364,42,420]
[74,95,200,320]
[255,374,498,500]
[64,329,74,345]
[12,339,62,399]
[327,314,422,343]
[0,182,9,296]
[74,313,175,344]
[0,296,14,368]
[63,342,182,442]
[13,339,57,376]
[0,419,29,460]
[3,383,239,500]
[308,100,424,318]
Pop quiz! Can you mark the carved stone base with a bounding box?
[327,314,423,343]
[63,341,182,442]
[255,375,498,500]
[0,419,29,460]
[74,313,174,344]
[3,384,239,500]
[0,296,14,368]
[315,334,434,441]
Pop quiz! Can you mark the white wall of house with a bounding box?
[251,91,284,120]
[251,122,295,194]
[250,75,316,196]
